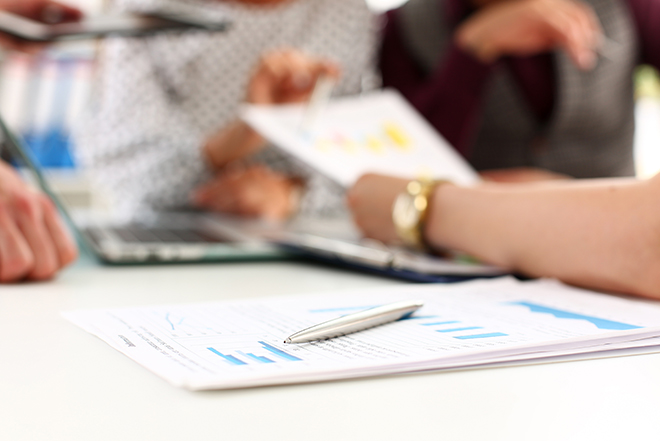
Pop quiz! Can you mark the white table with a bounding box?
[2,255,660,441]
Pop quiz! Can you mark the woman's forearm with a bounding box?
[203,120,266,170]
[426,177,660,298]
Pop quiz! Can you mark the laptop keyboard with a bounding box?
[87,226,227,244]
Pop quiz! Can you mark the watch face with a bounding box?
[393,193,420,229]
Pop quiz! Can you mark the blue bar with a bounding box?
[437,326,483,333]
[239,351,275,364]
[455,332,508,340]
[422,321,460,326]
[508,301,642,330]
[207,348,247,365]
[251,354,275,363]
[259,341,302,361]
[401,315,440,321]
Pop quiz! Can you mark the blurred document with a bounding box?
[64,278,660,390]
[241,89,479,187]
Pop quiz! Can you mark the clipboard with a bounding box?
[0,10,229,42]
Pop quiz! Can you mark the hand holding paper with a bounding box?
[247,48,341,105]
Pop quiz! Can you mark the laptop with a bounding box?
[0,114,286,264]
[1,113,505,280]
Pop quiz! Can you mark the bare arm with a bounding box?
[348,174,660,299]
[426,176,660,298]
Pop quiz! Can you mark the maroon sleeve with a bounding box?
[379,12,495,156]
[625,0,660,68]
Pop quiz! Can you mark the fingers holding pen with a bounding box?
[216,48,341,170]
[247,48,341,105]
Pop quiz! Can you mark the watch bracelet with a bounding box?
[397,178,452,250]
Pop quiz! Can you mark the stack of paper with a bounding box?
[64,278,660,390]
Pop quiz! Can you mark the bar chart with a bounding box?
[417,317,510,340]
[207,341,302,367]
[310,121,412,155]
[507,301,642,331]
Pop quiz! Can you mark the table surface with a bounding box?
[2,255,660,441]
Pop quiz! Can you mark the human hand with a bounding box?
[456,0,601,70]
[204,50,341,169]
[203,120,265,170]
[0,161,78,282]
[347,173,410,244]
[0,0,83,52]
[192,164,301,220]
[247,48,341,105]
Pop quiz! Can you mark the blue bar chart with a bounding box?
[208,348,247,366]
[508,301,642,330]
[207,341,302,367]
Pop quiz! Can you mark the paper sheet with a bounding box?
[241,89,480,188]
[64,278,660,390]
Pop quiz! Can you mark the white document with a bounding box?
[64,278,660,390]
[241,89,480,188]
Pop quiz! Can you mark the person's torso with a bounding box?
[112,0,379,138]
[398,0,639,177]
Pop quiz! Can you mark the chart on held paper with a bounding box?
[241,89,480,188]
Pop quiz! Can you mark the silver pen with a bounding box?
[299,74,335,132]
[284,300,424,344]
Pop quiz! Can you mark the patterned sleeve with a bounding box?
[74,0,381,219]
[259,3,382,219]
[73,38,213,216]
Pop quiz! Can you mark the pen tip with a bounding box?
[283,339,290,344]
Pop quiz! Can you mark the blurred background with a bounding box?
[0,0,658,211]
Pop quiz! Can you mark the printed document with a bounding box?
[241,89,479,188]
[64,278,660,390]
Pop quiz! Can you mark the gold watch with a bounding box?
[392,179,449,249]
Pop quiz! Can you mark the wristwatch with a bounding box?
[392,179,449,249]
